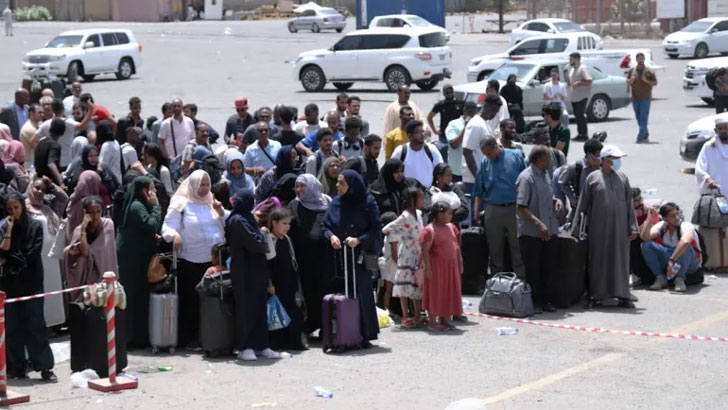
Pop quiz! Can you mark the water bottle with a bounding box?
[668,262,681,280]
[314,386,333,399]
[29,163,36,177]
[461,299,473,309]
[494,327,518,335]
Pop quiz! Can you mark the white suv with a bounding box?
[292,27,452,92]
[23,29,142,82]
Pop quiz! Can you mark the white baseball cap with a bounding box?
[599,144,627,159]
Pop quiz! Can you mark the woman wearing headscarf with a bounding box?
[116,176,162,347]
[287,174,331,334]
[226,189,281,361]
[70,136,89,163]
[2,140,28,193]
[318,156,341,198]
[424,163,469,225]
[255,146,299,204]
[97,120,123,183]
[270,173,298,205]
[64,144,119,196]
[64,196,122,374]
[369,158,419,216]
[219,151,254,209]
[323,170,380,346]
[0,193,57,382]
[162,170,227,350]
[25,176,68,329]
[65,170,104,244]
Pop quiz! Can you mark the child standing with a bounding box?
[420,202,463,331]
[377,211,398,313]
[382,187,425,328]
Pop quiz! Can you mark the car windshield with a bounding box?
[319,9,339,15]
[46,35,83,48]
[488,64,536,83]
[553,21,583,32]
[681,21,713,32]
[409,16,431,27]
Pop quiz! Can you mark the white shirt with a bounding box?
[695,137,728,193]
[158,115,195,158]
[652,221,699,248]
[294,120,327,137]
[121,142,138,172]
[99,140,122,182]
[461,115,493,183]
[37,117,78,168]
[390,142,443,188]
[543,81,568,111]
[162,203,229,263]
[496,95,510,124]
[63,95,78,118]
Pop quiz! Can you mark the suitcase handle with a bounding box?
[343,243,356,300]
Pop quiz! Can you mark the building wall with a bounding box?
[83,0,111,20]
[112,0,162,22]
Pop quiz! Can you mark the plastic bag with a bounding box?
[267,295,291,331]
[376,307,393,328]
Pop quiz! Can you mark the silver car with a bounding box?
[453,59,631,122]
[288,8,346,33]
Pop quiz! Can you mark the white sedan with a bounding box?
[510,18,602,47]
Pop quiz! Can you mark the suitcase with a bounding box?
[149,252,179,354]
[198,294,235,357]
[70,304,128,377]
[322,246,362,353]
[479,272,534,318]
[700,227,728,271]
[547,234,587,308]
[461,226,489,295]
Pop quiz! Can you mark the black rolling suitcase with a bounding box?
[546,234,587,308]
[70,304,128,377]
[461,226,489,295]
[196,271,235,357]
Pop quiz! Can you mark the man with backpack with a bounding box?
[333,117,365,160]
[304,128,340,176]
[712,67,728,114]
[390,120,443,188]
[558,139,603,220]
[639,202,703,293]
[182,123,212,175]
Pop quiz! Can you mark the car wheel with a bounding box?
[587,94,610,122]
[477,71,492,81]
[115,58,134,80]
[82,75,96,82]
[336,28,343,33]
[415,79,439,91]
[288,22,297,33]
[67,61,82,82]
[695,43,709,59]
[333,82,353,91]
[312,23,320,33]
[301,65,326,92]
[701,97,715,106]
[667,54,678,59]
[384,66,411,92]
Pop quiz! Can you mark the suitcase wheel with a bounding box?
[151,347,159,355]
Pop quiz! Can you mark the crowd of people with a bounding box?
[0,48,726,380]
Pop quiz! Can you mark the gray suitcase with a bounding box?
[198,294,235,357]
[700,227,728,271]
[149,252,179,354]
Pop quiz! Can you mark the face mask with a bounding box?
[612,158,622,171]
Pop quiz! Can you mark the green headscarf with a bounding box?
[120,176,154,230]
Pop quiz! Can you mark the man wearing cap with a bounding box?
[695,117,728,194]
[445,101,479,183]
[572,144,639,309]
[224,96,254,144]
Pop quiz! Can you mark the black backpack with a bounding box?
[399,144,434,163]
[706,67,726,91]
[192,154,224,185]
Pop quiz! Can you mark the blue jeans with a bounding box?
[632,99,651,140]
[640,241,699,279]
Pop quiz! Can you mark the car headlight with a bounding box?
[49,55,66,61]
[470,59,481,67]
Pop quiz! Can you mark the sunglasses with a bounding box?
[257,128,269,133]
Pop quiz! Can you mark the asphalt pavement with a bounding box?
[0,18,726,410]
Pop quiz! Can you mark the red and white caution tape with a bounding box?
[4,285,90,304]
[464,311,728,343]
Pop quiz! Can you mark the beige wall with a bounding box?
[84,0,111,20]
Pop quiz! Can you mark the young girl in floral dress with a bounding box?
[420,201,463,331]
[382,187,424,328]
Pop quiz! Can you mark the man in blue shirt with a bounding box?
[0,89,29,140]
[473,136,526,278]
[243,121,281,178]
[295,110,343,156]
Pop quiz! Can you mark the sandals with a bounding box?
[401,318,418,329]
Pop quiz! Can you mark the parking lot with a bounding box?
[1,17,727,410]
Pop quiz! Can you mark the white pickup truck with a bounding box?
[467,32,659,82]
[682,56,728,104]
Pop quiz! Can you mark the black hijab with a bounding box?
[81,144,98,171]
[226,189,263,243]
[274,145,299,179]
[271,173,298,204]
[378,158,406,194]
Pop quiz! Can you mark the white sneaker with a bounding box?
[260,348,281,359]
[238,349,256,361]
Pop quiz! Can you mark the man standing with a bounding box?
[485,80,510,129]
[224,96,254,144]
[63,82,82,118]
[516,145,562,312]
[543,68,569,128]
[35,99,93,169]
[473,136,526,278]
[20,104,43,168]
[382,85,424,137]
[297,110,343,156]
[714,68,728,114]
[151,102,172,144]
[182,123,212,174]
[558,139,603,217]
[363,134,381,186]
[243,121,281,176]
[158,98,195,161]
[695,118,728,192]
[445,101,479,183]
[499,119,524,156]
[347,96,369,137]
[241,107,279,145]
[564,52,592,142]
[294,103,327,137]
[462,95,502,220]
[35,118,65,185]
[276,106,304,147]
[332,93,349,125]
[116,96,144,144]
[0,89,29,140]
[572,145,638,309]
[2,6,12,36]
[627,52,657,143]
[333,117,365,159]
[391,120,443,188]
[384,106,415,160]
[543,102,571,156]
[184,103,220,143]
[39,96,54,121]
[427,84,463,144]
[500,74,524,131]
[304,128,340,176]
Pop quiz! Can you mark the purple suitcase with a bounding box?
[322,246,363,353]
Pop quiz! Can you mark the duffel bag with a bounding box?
[692,189,728,228]
[478,272,534,318]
